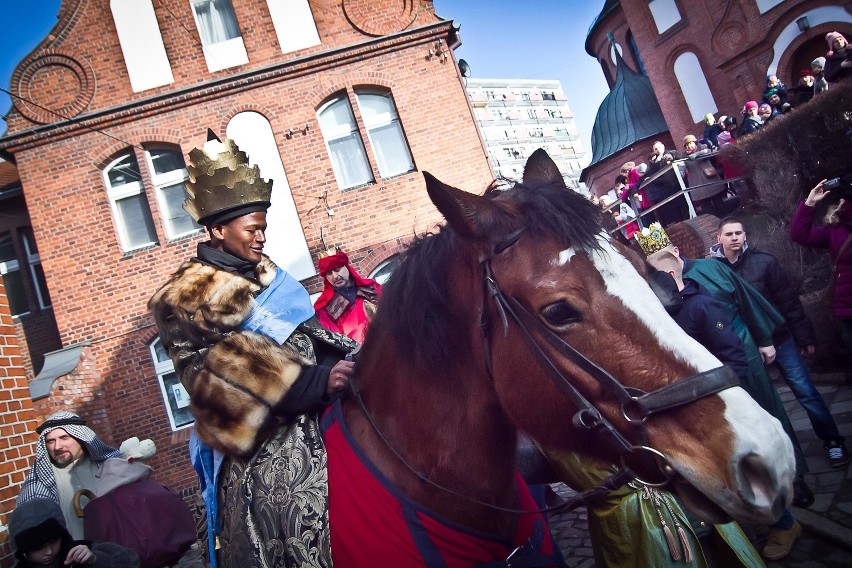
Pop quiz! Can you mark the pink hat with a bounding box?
[826,31,847,55]
[743,100,758,112]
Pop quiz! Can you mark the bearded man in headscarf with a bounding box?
[16,411,122,540]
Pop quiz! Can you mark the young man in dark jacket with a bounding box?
[711,216,848,468]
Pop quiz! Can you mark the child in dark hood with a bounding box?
[9,498,138,568]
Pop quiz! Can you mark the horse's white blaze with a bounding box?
[588,235,719,372]
[557,247,576,266]
[586,234,794,498]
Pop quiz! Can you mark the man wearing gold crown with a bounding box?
[314,250,381,343]
[148,133,357,567]
[639,223,809,560]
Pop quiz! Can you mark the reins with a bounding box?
[481,230,739,486]
[348,228,739,517]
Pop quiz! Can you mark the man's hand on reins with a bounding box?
[327,360,355,396]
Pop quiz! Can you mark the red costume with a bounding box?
[321,401,561,567]
[314,251,381,343]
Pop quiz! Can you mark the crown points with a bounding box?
[635,222,672,256]
[183,135,272,225]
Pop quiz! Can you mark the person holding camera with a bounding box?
[789,178,852,357]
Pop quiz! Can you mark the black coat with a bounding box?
[738,116,762,136]
[825,47,852,83]
[668,278,750,383]
[710,244,816,347]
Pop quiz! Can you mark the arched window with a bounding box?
[146,147,199,239]
[318,95,374,190]
[103,147,200,252]
[104,151,158,251]
[226,111,315,279]
[369,254,402,285]
[673,52,718,123]
[354,91,414,179]
[150,338,193,430]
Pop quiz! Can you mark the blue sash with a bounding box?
[241,267,314,344]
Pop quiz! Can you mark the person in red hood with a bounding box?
[314,250,382,343]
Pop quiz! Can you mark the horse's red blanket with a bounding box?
[321,401,561,567]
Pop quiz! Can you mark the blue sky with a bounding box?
[1,1,610,162]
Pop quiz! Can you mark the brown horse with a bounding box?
[324,150,794,565]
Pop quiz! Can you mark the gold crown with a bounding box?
[183,133,273,225]
[635,222,672,256]
[317,246,339,259]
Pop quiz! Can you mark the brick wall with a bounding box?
[0,1,491,496]
[0,281,39,566]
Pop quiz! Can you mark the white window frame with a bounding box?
[355,91,414,179]
[317,96,374,190]
[190,0,249,72]
[104,152,158,252]
[648,0,682,34]
[0,232,28,317]
[150,338,194,431]
[145,147,201,240]
[20,228,50,310]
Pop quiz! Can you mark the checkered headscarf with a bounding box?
[16,411,121,505]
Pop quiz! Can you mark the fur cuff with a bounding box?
[190,331,308,456]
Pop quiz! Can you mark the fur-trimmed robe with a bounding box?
[148,256,355,567]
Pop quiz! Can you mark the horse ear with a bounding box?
[423,171,486,239]
[523,149,565,188]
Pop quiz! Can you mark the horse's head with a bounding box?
[419,149,794,525]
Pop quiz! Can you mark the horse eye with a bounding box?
[540,301,582,326]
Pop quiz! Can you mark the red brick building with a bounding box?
[581,0,852,197]
[0,1,490,559]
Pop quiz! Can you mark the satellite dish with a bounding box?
[458,59,471,78]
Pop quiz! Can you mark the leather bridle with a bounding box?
[480,229,740,486]
[349,228,740,516]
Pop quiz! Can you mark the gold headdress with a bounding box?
[183,130,273,226]
[635,222,672,256]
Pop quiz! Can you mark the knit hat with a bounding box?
[683,134,697,146]
[800,69,814,78]
[743,100,758,112]
[826,31,847,55]
[812,56,826,70]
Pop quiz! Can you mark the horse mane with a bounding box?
[367,178,603,374]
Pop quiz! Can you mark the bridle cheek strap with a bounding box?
[481,258,740,472]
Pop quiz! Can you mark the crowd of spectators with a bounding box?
[599,31,850,234]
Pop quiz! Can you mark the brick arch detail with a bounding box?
[221,104,277,136]
[9,0,87,88]
[307,71,398,109]
[358,237,412,275]
[776,22,852,80]
[92,127,186,169]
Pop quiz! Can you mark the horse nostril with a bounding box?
[737,453,776,509]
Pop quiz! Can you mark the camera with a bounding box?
[823,174,852,199]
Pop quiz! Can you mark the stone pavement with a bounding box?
[546,377,852,567]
